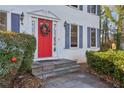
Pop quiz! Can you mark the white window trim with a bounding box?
[31,18,36,36]
[90,28,97,48]
[88,5,97,15]
[69,24,79,49]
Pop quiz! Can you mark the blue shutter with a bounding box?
[79,25,83,48]
[65,23,70,49]
[87,5,90,13]
[97,5,100,16]
[97,29,100,48]
[87,27,91,48]
[79,5,83,11]
[11,13,20,33]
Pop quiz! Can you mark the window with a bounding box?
[67,5,83,11]
[0,12,7,30]
[87,5,96,14]
[71,24,78,47]
[32,20,35,36]
[91,5,96,14]
[79,5,83,11]
[71,5,78,8]
[91,28,96,47]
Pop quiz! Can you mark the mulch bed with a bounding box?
[13,73,44,88]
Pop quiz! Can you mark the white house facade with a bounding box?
[0,5,100,62]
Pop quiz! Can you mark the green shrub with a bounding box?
[0,31,36,87]
[86,49,124,87]
[18,34,36,74]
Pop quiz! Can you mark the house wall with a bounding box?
[0,5,100,62]
[38,6,100,62]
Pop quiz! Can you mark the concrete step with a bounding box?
[32,59,80,78]
[32,59,77,72]
[33,65,80,75]
[32,59,76,68]
[38,68,80,79]
[32,62,77,73]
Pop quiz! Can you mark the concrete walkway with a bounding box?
[45,71,113,88]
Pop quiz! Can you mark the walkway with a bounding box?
[45,71,113,88]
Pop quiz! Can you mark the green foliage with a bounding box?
[0,31,36,87]
[86,49,124,87]
[100,6,111,50]
[0,48,24,77]
[102,5,124,49]
[18,34,36,74]
[114,32,121,49]
[103,6,116,23]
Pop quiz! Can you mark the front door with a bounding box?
[38,18,52,58]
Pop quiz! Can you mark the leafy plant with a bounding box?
[103,6,124,49]
[86,49,124,87]
[0,31,36,87]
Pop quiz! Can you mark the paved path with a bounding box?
[45,71,113,88]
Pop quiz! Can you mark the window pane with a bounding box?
[0,12,7,31]
[32,20,35,36]
[79,5,83,11]
[91,28,96,47]
[71,5,78,8]
[91,5,96,14]
[71,24,77,47]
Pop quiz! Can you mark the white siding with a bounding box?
[0,5,100,62]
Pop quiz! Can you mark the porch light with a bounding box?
[20,12,24,25]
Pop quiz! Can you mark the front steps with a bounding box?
[32,59,80,79]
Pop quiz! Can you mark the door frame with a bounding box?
[30,14,59,61]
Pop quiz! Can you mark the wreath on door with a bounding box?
[40,23,50,36]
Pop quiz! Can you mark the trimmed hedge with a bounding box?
[86,49,124,87]
[0,31,36,87]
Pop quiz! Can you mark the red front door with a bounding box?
[38,18,52,58]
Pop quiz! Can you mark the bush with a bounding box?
[86,49,124,87]
[18,34,36,74]
[0,31,36,87]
